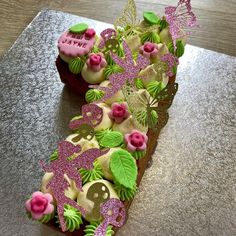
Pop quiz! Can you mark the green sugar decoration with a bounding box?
[114,183,137,201]
[68,57,85,74]
[143,11,160,25]
[79,161,104,184]
[84,222,114,236]
[85,89,104,103]
[140,31,161,44]
[69,23,88,34]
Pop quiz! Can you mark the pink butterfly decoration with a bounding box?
[90,40,150,102]
[98,28,117,49]
[165,0,198,49]
[40,141,108,232]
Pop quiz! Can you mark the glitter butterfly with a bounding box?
[165,0,198,49]
[122,82,178,131]
[114,0,139,36]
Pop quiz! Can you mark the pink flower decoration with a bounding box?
[139,42,158,59]
[25,191,54,220]
[108,103,130,123]
[85,28,96,39]
[86,53,107,72]
[125,130,148,152]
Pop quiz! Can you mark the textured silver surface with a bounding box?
[0,10,235,236]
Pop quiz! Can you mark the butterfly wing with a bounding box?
[114,0,138,36]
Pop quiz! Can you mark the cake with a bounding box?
[25,0,198,235]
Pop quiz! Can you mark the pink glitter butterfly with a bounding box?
[90,40,150,102]
[165,0,198,49]
[94,198,126,236]
[40,141,108,232]
[161,53,179,77]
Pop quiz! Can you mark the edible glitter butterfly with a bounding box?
[165,0,198,49]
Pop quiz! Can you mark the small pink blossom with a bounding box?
[25,191,54,220]
[125,130,148,152]
[139,42,158,59]
[86,53,107,72]
[108,103,130,123]
[85,28,96,39]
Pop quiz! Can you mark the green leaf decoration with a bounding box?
[100,131,123,148]
[141,31,161,44]
[168,40,185,58]
[50,150,58,162]
[69,23,88,33]
[143,11,160,25]
[68,57,85,74]
[114,183,137,201]
[79,161,104,184]
[147,81,166,97]
[135,78,145,89]
[56,205,83,232]
[85,89,104,103]
[84,222,114,236]
[110,149,137,189]
[104,64,123,79]
[95,129,111,142]
[132,150,146,160]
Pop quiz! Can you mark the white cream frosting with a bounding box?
[99,80,125,105]
[97,148,122,181]
[66,135,99,152]
[81,63,105,84]
[94,103,113,131]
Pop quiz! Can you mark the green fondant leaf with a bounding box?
[110,149,137,189]
[100,131,123,148]
[143,11,160,25]
[69,23,88,33]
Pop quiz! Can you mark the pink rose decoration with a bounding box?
[85,28,96,39]
[139,42,158,59]
[25,191,54,220]
[108,103,130,123]
[86,53,107,72]
[125,130,148,152]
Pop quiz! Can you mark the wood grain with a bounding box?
[0,0,235,58]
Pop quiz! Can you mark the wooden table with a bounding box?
[0,0,236,58]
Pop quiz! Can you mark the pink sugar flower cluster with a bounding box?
[25,191,54,220]
[125,130,148,152]
[108,103,130,123]
[139,42,158,59]
[86,53,107,72]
